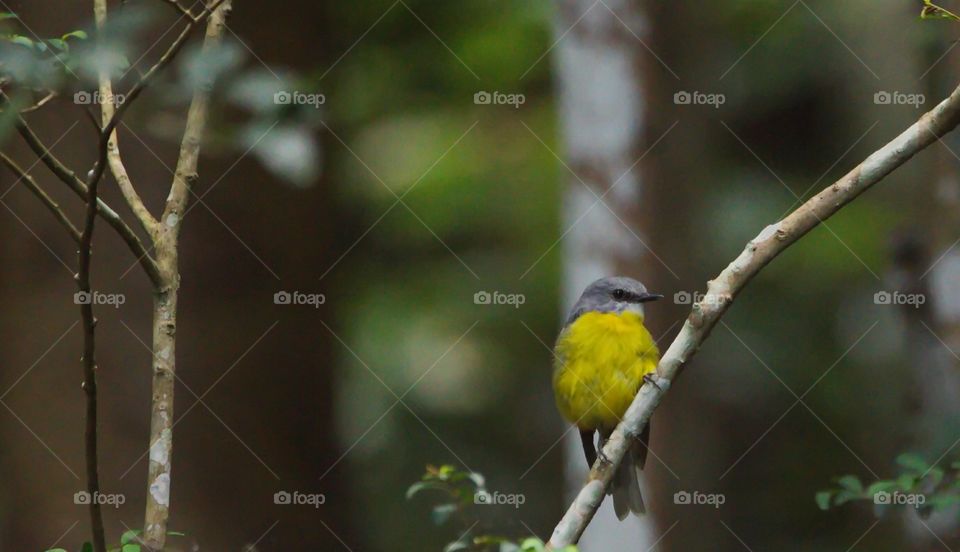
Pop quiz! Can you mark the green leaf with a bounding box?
[120,545,141,552]
[866,480,899,496]
[896,453,928,473]
[815,490,833,511]
[8,34,33,48]
[61,30,88,41]
[406,480,447,500]
[43,549,68,552]
[925,467,945,488]
[836,475,863,494]
[832,490,859,507]
[897,473,918,491]
[519,538,546,551]
[0,13,18,20]
[443,541,471,552]
[921,1,960,21]
[431,503,458,526]
[120,530,141,545]
[81,542,93,552]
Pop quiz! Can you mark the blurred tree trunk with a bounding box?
[899,15,960,549]
[551,0,661,548]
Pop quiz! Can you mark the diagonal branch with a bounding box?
[9,116,164,287]
[94,0,158,241]
[548,81,960,548]
[0,152,82,243]
[162,0,229,228]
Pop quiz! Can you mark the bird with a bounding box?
[552,276,662,519]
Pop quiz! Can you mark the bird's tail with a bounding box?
[610,424,650,520]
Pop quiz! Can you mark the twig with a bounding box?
[9,115,164,287]
[93,0,159,239]
[547,81,960,548]
[160,0,198,21]
[74,6,115,547]
[19,90,57,113]
[0,152,81,243]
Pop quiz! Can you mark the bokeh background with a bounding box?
[2,0,960,550]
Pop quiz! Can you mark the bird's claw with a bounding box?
[643,373,661,390]
[598,448,611,465]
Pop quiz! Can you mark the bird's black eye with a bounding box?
[612,289,626,300]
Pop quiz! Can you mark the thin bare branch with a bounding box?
[160,0,198,21]
[9,115,164,286]
[93,0,159,239]
[548,81,960,548]
[0,152,81,243]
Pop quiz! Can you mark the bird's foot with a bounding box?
[597,447,611,465]
[595,437,611,465]
[643,373,661,390]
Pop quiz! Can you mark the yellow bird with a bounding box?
[553,276,662,519]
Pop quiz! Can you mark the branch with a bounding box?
[74,5,117,548]
[162,0,230,228]
[139,1,231,549]
[0,152,81,243]
[94,0,158,238]
[548,82,960,548]
[159,0,198,21]
[9,116,164,287]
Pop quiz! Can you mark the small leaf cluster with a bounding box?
[816,453,960,517]
[921,1,960,22]
[45,529,185,552]
[407,465,576,552]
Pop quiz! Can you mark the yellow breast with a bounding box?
[553,311,660,431]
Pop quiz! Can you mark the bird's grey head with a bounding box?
[565,276,662,325]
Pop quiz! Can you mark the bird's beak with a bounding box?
[638,292,663,303]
